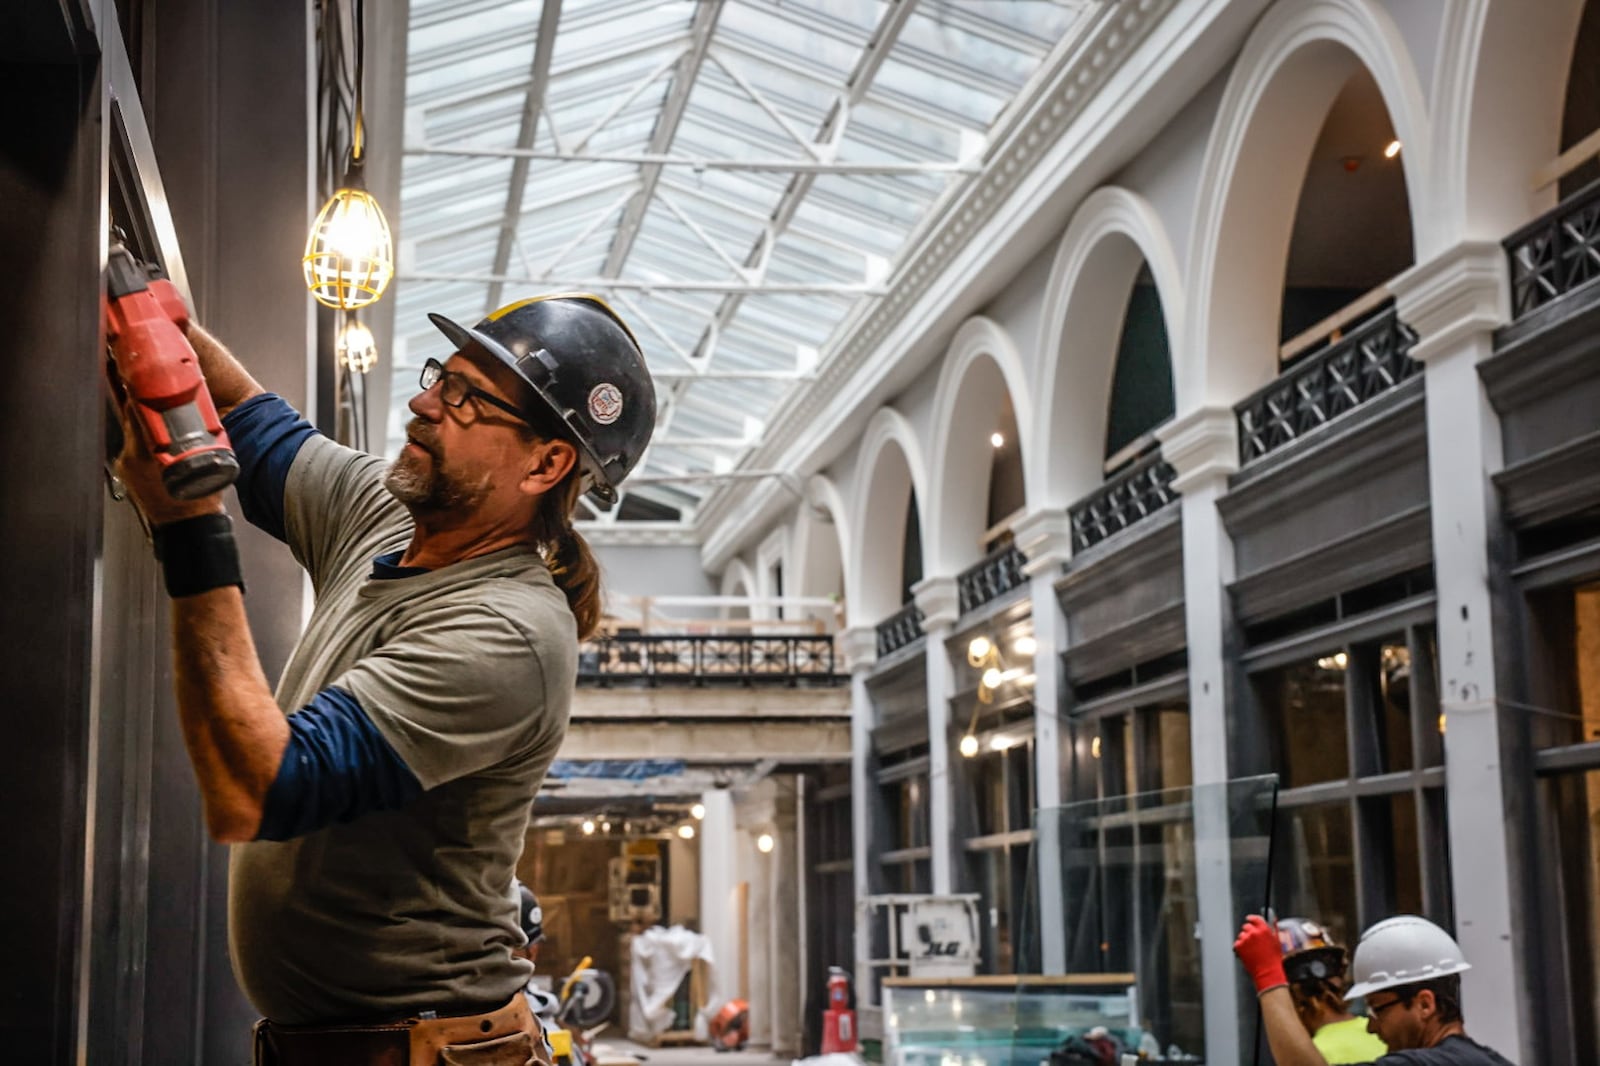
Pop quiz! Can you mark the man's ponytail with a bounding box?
[533,473,603,639]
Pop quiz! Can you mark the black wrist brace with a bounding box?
[151,513,245,598]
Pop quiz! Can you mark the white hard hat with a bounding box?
[1344,915,1471,1000]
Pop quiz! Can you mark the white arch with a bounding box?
[791,474,851,628]
[1030,186,1185,509]
[1182,0,1433,409]
[718,558,756,619]
[1431,0,1586,242]
[924,316,1033,576]
[846,407,929,626]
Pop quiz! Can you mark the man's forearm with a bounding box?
[169,587,290,842]
[1257,987,1330,1066]
[184,321,265,417]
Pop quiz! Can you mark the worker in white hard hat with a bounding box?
[1234,913,1519,1066]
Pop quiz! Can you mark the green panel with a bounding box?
[1104,285,1175,460]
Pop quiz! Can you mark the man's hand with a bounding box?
[1235,914,1288,994]
[112,396,227,527]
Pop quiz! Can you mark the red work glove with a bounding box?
[1234,915,1288,994]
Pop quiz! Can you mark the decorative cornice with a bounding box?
[838,625,878,675]
[697,0,1195,569]
[1156,405,1237,493]
[911,575,961,632]
[1389,240,1509,363]
[1013,507,1073,576]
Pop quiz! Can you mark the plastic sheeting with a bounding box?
[627,925,717,1042]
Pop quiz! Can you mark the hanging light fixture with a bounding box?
[337,316,378,373]
[304,0,393,310]
[756,833,775,854]
[958,734,980,758]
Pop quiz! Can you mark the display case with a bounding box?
[882,975,1139,1066]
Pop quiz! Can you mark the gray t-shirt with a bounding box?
[228,435,575,1024]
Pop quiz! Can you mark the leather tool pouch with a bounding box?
[253,995,549,1066]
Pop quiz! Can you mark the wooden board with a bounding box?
[880,973,1136,988]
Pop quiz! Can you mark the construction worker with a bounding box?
[1273,917,1388,1064]
[110,295,655,1064]
[1235,913,1519,1066]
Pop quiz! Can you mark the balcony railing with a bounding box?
[875,602,925,658]
[1505,177,1600,320]
[578,634,845,686]
[1236,303,1419,464]
[956,542,1028,615]
[1069,452,1179,552]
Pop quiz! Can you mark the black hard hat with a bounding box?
[516,881,544,942]
[428,293,656,507]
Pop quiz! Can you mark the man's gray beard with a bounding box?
[384,449,490,513]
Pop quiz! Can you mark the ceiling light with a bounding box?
[981,667,1003,689]
[757,833,775,853]
[1091,736,1102,759]
[1014,636,1037,657]
[601,821,612,833]
[959,734,979,758]
[990,432,1004,448]
[1384,139,1402,159]
[581,819,596,835]
[989,735,1013,752]
[690,802,706,820]
[678,824,696,840]
[968,636,992,661]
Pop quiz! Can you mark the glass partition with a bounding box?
[881,776,1277,1066]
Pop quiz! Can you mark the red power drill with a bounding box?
[105,242,240,499]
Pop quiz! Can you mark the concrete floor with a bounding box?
[592,1038,792,1066]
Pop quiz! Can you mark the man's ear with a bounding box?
[1415,989,1436,1019]
[520,438,578,496]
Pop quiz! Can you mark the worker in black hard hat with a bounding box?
[1273,917,1387,1064]
[109,293,655,1064]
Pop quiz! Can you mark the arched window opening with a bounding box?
[1278,67,1414,365]
[1559,0,1600,199]
[900,492,923,606]
[985,393,1025,545]
[1104,265,1175,473]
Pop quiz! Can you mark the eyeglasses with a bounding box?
[1365,996,1407,1017]
[419,357,534,427]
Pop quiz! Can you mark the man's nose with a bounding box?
[410,383,444,420]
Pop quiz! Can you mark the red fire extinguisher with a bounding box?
[821,966,857,1053]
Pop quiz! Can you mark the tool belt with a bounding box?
[253,994,551,1066]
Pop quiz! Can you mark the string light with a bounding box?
[581,819,596,835]
[990,432,1004,448]
[678,824,696,840]
[1384,139,1402,159]
[690,802,706,820]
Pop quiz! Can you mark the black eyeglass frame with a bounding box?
[419,357,538,429]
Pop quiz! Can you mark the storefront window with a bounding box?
[1258,659,1350,787]
[1274,801,1358,946]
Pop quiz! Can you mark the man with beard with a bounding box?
[111,295,655,1065]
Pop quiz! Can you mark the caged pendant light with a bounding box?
[304,0,393,311]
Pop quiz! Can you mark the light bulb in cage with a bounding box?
[304,187,394,310]
[337,319,378,374]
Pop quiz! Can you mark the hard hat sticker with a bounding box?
[589,383,623,425]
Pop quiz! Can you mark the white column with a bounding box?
[1014,508,1074,975]
[912,575,961,895]
[1391,241,1527,1055]
[699,789,738,1014]
[839,625,878,998]
[1157,407,1242,1066]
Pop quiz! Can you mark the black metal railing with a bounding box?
[1236,303,1419,464]
[956,542,1028,615]
[875,602,925,658]
[1505,177,1600,320]
[1069,452,1179,552]
[577,634,845,686]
